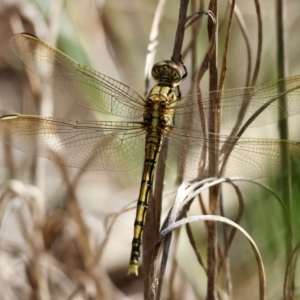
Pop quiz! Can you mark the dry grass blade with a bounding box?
[251,0,263,87]
[148,176,292,299]
[157,214,266,300]
[165,230,181,299]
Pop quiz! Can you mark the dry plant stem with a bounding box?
[181,0,206,64]
[147,1,189,298]
[171,0,189,62]
[167,230,180,299]
[214,4,233,273]
[207,0,219,299]
[198,193,207,216]
[144,141,167,298]
[143,2,166,294]
[152,231,173,300]
[251,0,263,87]
[218,0,234,93]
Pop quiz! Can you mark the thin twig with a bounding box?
[171,0,189,63]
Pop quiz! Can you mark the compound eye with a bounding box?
[151,60,186,86]
[151,61,169,81]
[151,64,162,81]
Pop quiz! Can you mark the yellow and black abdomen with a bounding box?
[128,85,177,275]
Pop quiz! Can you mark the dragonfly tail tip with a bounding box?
[128,264,139,276]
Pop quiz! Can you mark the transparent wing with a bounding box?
[173,75,300,131]
[0,115,145,171]
[9,33,145,119]
[166,128,300,179]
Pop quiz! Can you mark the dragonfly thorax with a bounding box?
[142,85,176,134]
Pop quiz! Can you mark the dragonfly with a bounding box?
[1,33,300,275]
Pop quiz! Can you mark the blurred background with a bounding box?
[0,0,300,299]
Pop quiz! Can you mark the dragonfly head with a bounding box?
[151,60,187,87]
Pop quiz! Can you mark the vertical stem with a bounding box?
[207,1,219,299]
[143,141,167,298]
[275,0,293,296]
[172,0,189,62]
